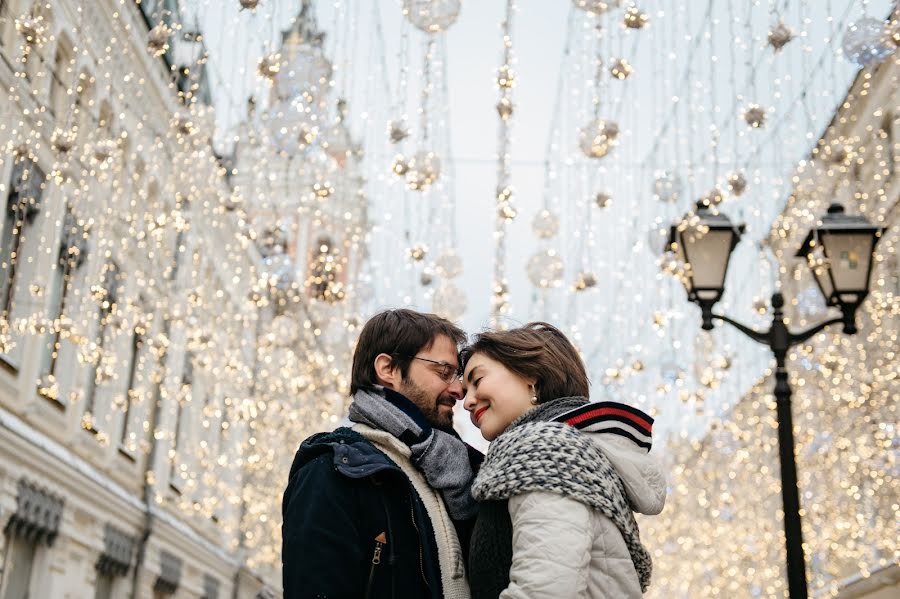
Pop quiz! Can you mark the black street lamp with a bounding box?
[664,202,883,599]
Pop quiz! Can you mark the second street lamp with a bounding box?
[664,202,883,599]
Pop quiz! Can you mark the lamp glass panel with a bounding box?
[811,264,835,302]
[821,231,873,291]
[683,230,734,291]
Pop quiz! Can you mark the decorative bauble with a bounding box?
[403,0,461,33]
[743,104,766,128]
[239,0,260,10]
[842,17,894,66]
[496,65,516,89]
[726,172,747,196]
[147,22,172,57]
[409,244,428,262]
[274,45,332,101]
[527,249,564,289]
[15,13,47,48]
[432,282,467,321]
[532,209,560,239]
[609,58,633,80]
[435,250,463,279]
[391,154,409,176]
[264,100,314,153]
[752,296,768,315]
[699,186,724,207]
[420,270,434,286]
[498,203,517,221]
[311,179,335,199]
[172,111,195,137]
[405,151,441,191]
[572,0,621,15]
[258,52,282,80]
[595,192,612,209]
[623,4,649,29]
[271,314,300,346]
[767,19,795,52]
[574,271,597,290]
[579,118,619,159]
[91,139,118,165]
[819,136,856,165]
[653,170,682,203]
[388,119,409,144]
[51,128,77,154]
[496,98,514,120]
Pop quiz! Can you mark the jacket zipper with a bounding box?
[409,491,429,591]
[364,532,386,599]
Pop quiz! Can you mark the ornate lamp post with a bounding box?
[664,202,883,599]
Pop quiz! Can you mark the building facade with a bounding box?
[0,0,282,597]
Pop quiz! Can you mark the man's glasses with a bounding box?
[405,355,461,385]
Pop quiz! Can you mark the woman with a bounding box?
[461,322,665,598]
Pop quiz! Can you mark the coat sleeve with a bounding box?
[500,491,592,599]
[282,454,369,599]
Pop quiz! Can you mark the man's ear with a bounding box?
[374,353,400,389]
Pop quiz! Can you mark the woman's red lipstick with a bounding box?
[474,406,488,423]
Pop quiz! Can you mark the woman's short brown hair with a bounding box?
[461,322,589,403]
[350,309,466,395]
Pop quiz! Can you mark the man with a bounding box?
[282,309,479,598]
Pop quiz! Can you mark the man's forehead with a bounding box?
[422,335,461,363]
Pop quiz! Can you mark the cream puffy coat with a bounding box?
[499,434,666,598]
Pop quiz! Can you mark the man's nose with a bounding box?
[446,377,463,400]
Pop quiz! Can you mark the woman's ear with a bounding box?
[374,353,399,389]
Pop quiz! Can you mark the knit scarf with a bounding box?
[472,397,653,592]
[348,386,478,520]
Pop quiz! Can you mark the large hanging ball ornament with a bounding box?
[527,249,564,289]
[572,0,621,15]
[842,17,895,67]
[403,0,461,33]
[435,249,464,279]
[579,118,619,159]
[275,45,332,101]
[653,170,682,203]
[405,150,441,191]
[432,283,467,322]
[532,209,560,239]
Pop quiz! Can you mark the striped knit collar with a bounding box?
[552,401,654,452]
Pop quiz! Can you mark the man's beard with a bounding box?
[398,378,455,432]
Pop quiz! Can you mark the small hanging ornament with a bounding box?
[258,52,282,80]
[496,64,516,89]
[609,58,633,80]
[767,19,796,52]
[742,104,767,128]
[579,118,619,159]
[496,98,514,120]
[574,271,598,291]
[699,186,724,207]
[498,203,517,221]
[51,128,77,154]
[842,17,894,66]
[726,172,747,196]
[572,0,621,15]
[172,111,196,137]
[623,4,649,29]
[420,270,434,287]
[595,192,612,209]
[311,179,335,199]
[405,150,441,191]
[15,12,47,48]
[239,0,261,10]
[532,209,560,239]
[147,22,173,57]
[409,244,428,262]
[387,119,410,144]
[391,155,409,176]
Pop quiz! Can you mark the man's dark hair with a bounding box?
[350,309,467,395]
[460,322,589,403]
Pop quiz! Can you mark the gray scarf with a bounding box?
[348,387,478,520]
[472,396,653,592]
